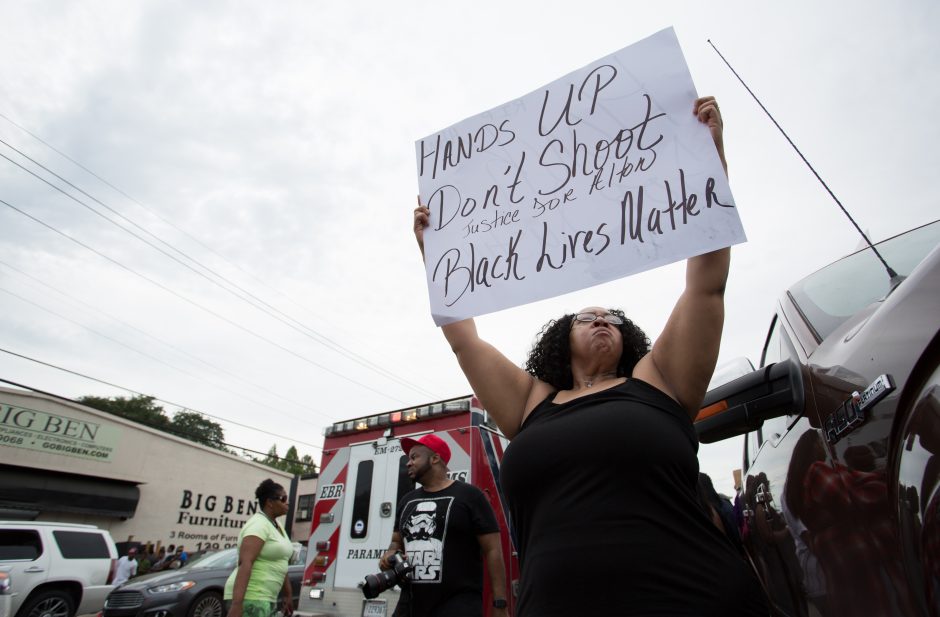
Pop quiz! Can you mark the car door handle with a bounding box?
[24,567,45,573]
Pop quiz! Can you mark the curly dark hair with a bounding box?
[255,478,284,507]
[524,308,650,390]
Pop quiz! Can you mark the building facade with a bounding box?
[0,386,317,551]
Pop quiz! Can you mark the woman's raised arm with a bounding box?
[633,97,730,417]
[414,203,549,438]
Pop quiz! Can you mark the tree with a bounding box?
[79,395,227,451]
[262,444,280,468]
[78,395,170,430]
[280,446,305,475]
[300,454,318,475]
[171,410,226,450]
[255,444,317,475]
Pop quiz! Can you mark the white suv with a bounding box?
[0,522,118,617]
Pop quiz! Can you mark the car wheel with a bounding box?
[17,590,75,617]
[187,592,224,617]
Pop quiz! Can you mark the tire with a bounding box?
[186,592,224,617]
[17,590,76,617]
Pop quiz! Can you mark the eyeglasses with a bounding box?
[573,312,623,325]
[274,495,288,503]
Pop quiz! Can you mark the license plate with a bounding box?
[362,599,387,617]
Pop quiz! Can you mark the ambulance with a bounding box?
[296,395,518,617]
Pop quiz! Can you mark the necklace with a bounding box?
[583,371,617,388]
[262,511,283,534]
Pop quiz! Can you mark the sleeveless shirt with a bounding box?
[499,379,767,616]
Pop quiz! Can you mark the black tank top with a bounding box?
[500,379,767,616]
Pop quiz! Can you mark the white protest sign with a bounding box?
[415,27,745,326]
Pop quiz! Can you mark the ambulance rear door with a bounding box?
[333,437,414,589]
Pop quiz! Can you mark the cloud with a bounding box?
[1,1,937,481]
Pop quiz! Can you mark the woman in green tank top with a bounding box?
[224,479,295,617]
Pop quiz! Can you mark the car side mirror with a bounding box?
[695,360,803,443]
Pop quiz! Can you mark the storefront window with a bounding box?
[296,494,315,522]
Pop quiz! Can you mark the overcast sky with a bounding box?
[0,1,936,497]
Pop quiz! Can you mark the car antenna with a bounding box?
[707,39,901,283]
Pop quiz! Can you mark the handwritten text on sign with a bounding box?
[415,28,746,325]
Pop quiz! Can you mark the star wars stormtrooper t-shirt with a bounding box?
[395,481,499,617]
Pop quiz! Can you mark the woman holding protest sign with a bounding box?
[413,96,767,616]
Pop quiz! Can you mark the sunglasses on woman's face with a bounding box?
[274,495,288,503]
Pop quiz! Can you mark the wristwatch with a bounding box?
[492,599,508,609]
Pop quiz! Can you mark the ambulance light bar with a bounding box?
[324,398,473,437]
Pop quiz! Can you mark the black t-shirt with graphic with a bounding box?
[395,480,499,617]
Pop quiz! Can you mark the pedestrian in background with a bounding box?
[136,544,154,575]
[151,546,167,571]
[224,479,295,617]
[697,472,744,554]
[154,544,177,571]
[113,547,138,586]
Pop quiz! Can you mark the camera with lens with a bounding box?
[361,552,414,599]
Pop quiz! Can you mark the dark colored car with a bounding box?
[695,220,940,616]
[103,546,306,617]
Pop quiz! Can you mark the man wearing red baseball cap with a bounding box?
[379,433,508,617]
[400,434,452,478]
